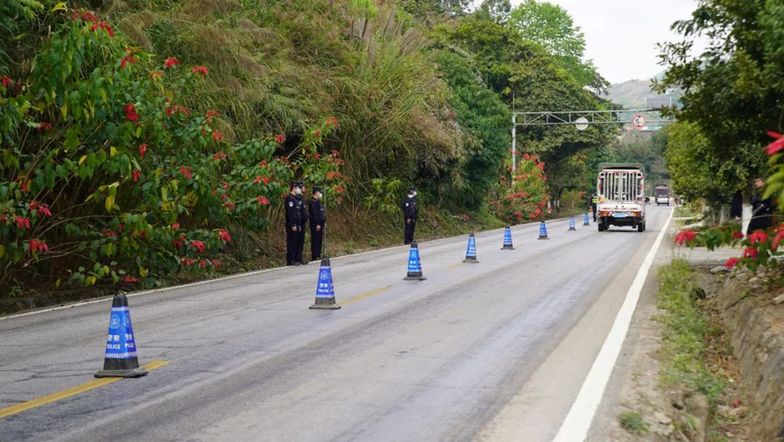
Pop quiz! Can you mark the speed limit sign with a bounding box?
[632,113,645,130]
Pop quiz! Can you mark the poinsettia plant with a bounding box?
[292,115,348,205]
[0,8,343,292]
[492,153,549,224]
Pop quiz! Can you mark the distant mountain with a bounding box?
[605,74,681,110]
[606,79,652,109]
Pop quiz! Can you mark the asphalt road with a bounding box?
[1,206,671,442]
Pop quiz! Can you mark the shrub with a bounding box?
[491,154,549,223]
[0,10,343,292]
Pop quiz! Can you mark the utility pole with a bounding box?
[511,92,517,188]
[322,184,328,258]
[511,113,517,187]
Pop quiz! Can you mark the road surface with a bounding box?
[0,206,672,441]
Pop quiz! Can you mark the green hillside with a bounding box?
[0,0,618,299]
[606,74,681,109]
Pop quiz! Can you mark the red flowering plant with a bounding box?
[673,131,784,272]
[213,138,293,230]
[0,10,312,292]
[291,116,348,205]
[491,153,549,224]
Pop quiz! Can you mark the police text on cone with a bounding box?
[310,257,341,310]
[463,233,479,263]
[502,226,515,250]
[404,241,426,280]
[95,292,147,378]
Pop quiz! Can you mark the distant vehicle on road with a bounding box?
[654,184,670,206]
[596,163,646,232]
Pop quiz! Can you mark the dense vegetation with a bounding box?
[658,0,784,207]
[0,0,618,296]
[665,0,784,273]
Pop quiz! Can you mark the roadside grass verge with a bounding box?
[618,410,649,435]
[674,205,699,218]
[656,260,727,406]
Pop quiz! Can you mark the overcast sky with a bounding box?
[520,0,701,84]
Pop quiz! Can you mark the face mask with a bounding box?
[315,192,322,200]
[295,188,302,195]
[412,191,417,197]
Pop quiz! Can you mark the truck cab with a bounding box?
[596,163,646,232]
[655,184,670,206]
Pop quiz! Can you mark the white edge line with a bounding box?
[0,216,573,321]
[552,207,674,442]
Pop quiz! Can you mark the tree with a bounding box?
[433,13,616,206]
[508,0,605,90]
[435,49,511,209]
[664,122,738,203]
[509,0,583,59]
[608,131,670,186]
[478,0,512,23]
[398,0,471,20]
[657,0,780,204]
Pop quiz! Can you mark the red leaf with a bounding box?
[15,216,31,230]
[29,239,49,254]
[190,240,206,253]
[164,57,180,69]
[191,65,209,76]
[124,103,139,122]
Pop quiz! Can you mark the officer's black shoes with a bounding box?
[298,260,309,265]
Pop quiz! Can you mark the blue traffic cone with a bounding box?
[583,213,590,226]
[568,216,577,231]
[404,241,427,280]
[538,220,549,240]
[463,232,479,263]
[501,225,515,250]
[309,257,341,310]
[95,292,147,378]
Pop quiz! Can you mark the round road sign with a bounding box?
[631,113,645,130]
[574,117,589,131]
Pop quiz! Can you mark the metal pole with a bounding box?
[511,113,517,187]
[322,184,327,258]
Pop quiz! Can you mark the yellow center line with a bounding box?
[341,286,391,306]
[0,359,169,419]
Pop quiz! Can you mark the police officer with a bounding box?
[284,181,307,266]
[402,186,418,245]
[591,193,599,222]
[747,177,775,234]
[296,180,308,264]
[309,186,326,261]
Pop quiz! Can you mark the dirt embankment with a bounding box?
[601,260,783,441]
[710,267,784,441]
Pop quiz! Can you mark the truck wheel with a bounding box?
[638,223,644,232]
[598,221,606,232]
